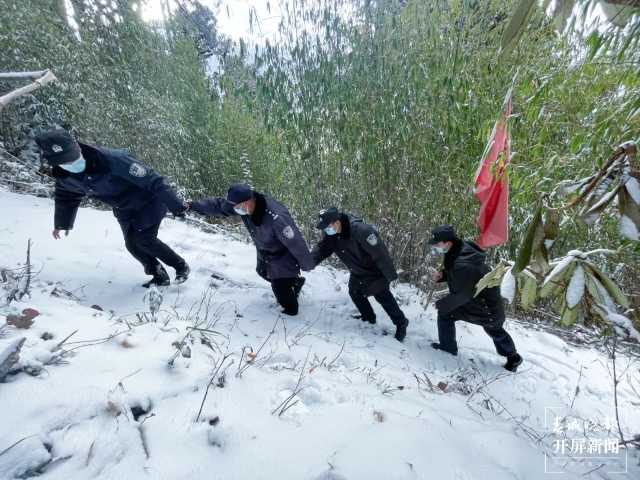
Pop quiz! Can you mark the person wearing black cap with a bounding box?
[311,207,409,342]
[34,128,190,288]
[188,184,314,316]
[428,225,523,371]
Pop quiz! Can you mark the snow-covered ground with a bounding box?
[1,187,638,480]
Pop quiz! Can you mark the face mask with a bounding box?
[234,205,249,215]
[435,245,448,254]
[325,226,337,235]
[60,156,86,173]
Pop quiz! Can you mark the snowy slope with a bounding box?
[0,188,638,480]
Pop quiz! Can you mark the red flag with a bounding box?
[475,91,511,248]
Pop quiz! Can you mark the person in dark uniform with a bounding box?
[34,128,190,288]
[429,225,523,372]
[311,206,409,342]
[188,184,314,316]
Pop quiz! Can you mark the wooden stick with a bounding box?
[0,70,56,111]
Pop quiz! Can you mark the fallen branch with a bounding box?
[0,337,26,382]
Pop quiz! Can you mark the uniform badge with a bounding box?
[52,144,63,153]
[129,163,147,177]
[366,233,378,245]
[283,225,294,239]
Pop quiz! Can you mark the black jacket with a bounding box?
[312,214,398,296]
[435,239,505,325]
[190,192,315,279]
[52,143,184,235]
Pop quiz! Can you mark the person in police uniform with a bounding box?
[429,224,523,372]
[34,128,190,288]
[311,206,409,342]
[188,184,314,316]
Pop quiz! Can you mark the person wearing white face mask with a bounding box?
[428,225,523,372]
[188,184,315,316]
[34,128,190,288]
[311,206,409,342]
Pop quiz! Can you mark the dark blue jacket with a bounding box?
[52,143,184,235]
[312,214,398,296]
[190,192,315,279]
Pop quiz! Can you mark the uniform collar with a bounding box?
[250,192,267,226]
[337,214,351,239]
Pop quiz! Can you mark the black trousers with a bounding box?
[437,312,517,356]
[349,285,408,326]
[256,260,305,315]
[124,222,186,275]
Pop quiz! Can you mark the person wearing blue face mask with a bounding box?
[188,184,315,316]
[428,225,523,372]
[34,128,191,288]
[311,206,409,342]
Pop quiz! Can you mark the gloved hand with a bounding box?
[173,204,190,219]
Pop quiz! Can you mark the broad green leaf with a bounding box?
[543,208,562,242]
[561,303,580,327]
[475,260,510,297]
[583,263,629,309]
[618,186,640,238]
[512,201,543,276]
[565,264,585,309]
[553,0,574,33]
[520,275,537,311]
[500,0,538,60]
[540,259,576,298]
[585,274,605,304]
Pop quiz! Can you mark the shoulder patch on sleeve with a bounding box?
[129,163,147,178]
[366,233,378,246]
[282,225,294,239]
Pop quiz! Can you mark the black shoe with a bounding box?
[175,263,190,284]
[504,354,523,372]
[431,342,457,356]
[395,322,408,342]
[282,308,298,316]
[142,264,170,288]
[293,277,306,298]
[362,317,376,324]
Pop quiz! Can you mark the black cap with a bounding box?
[225,183,254,205]
[428,225,456,244]
[34,128,81,166]
[316,206,341,229]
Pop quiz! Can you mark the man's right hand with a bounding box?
[433,270,443,281]
[52,229,69,239]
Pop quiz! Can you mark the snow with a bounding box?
[542,256,575,287]
[1,188,639,479]
[620,215,639,241]
[500,268,516,304]
[607,310,640,343]
[565,265,585,310]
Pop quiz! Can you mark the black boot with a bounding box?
[504,354,523,372]
[394,320,409,342]
[431,342,458,356]
[175,263,190,284]
[142,264,170,288]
